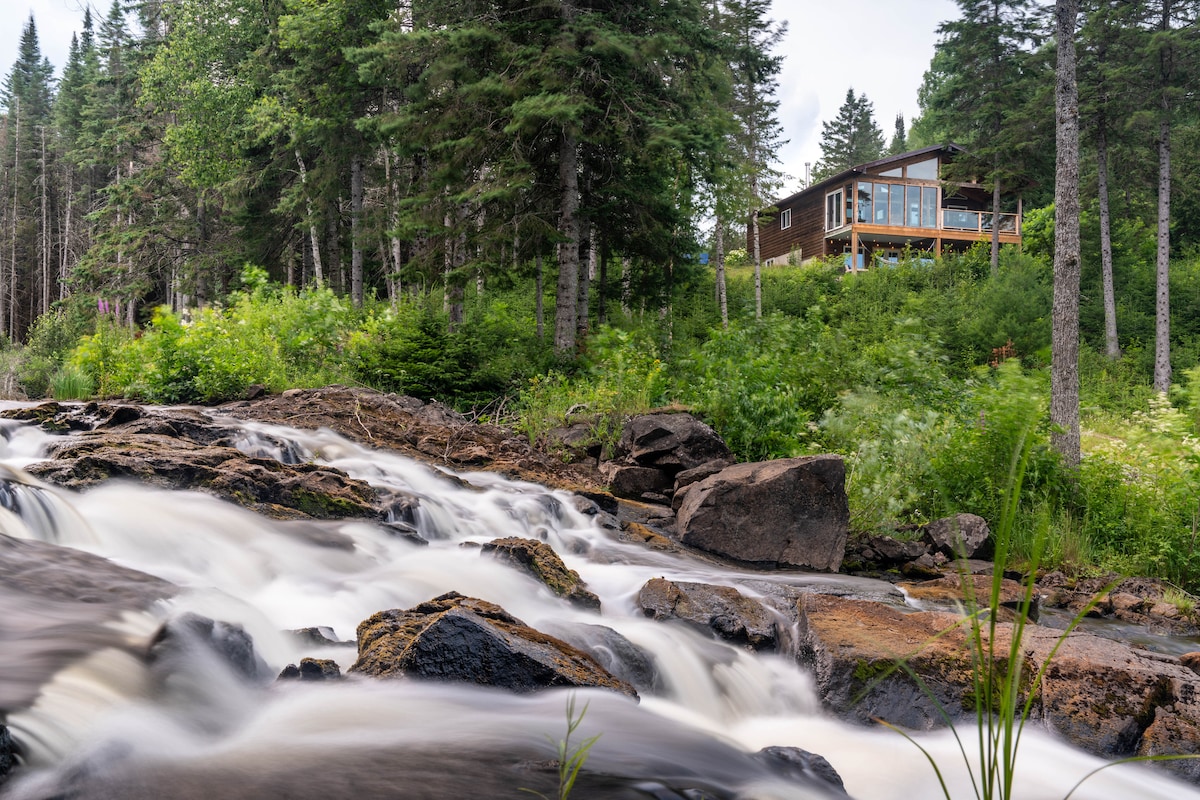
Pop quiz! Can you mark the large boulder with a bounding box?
[350,592,636,697]
[675,456,849,572]
[618,413,732,473]
[922,513,992,559]
[480,537,600,610]
[637,577,779,651]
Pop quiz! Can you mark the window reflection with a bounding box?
[874,183,889,224]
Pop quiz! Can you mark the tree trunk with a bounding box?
[1096,120,1119,359]
[714,217,728,329]
[295,151,324,287]
[535,253,544,341]
[1050,0,1081,469]
[350,151,364,308]
[576,225,593,343]
[554,128,580,354]
[597,239,608,327]
[1153,112,1171,393]
[40,124,49,317]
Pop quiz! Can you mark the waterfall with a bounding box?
[0,413,1194,799]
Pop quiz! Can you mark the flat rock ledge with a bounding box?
[795,593,1200,782]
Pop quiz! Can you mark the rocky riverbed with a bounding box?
[0,387,1198,795]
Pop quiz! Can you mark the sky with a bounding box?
[3,0,960,199]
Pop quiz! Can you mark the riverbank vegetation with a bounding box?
[7,242,1200,596]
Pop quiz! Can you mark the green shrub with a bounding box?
[517,326,667,452]
[18,301,95,398]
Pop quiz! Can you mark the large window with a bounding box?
[780,208,791,230]
[906,185,921,227]
[856,183,872,223]
[825,188,844,230]
[921,186,938,228]
[907,158,939,180]
[874,183,889,224]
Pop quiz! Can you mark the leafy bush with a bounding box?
[672,315,834,461]
[18,300,96,398]
[518,326,667,452]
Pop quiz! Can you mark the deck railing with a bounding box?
[941,209,1020,234]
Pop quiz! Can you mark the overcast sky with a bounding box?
[3,0,960,198]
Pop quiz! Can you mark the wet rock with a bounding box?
[754,745,848,796]
[862,534,928,565]
[901,573,1039,622]
[481,537,600,610]
[0,724,16,783]
[602,463,673,500]
[614,521,681,553]
[922,513,992,559]
[900,554,943,580]
[675,456,849,572]
[796,593,977,729]
[0,534,178,712]
[26,430,378,521]
[290,627,353,647]
[149,613,269,683]
[278,658,342,681]
[542,622,661,693]
[219,386,604,493]
[795,591,1200,780]
[637,577,778,651]
[350,592,636,697]
[617,413,732,473]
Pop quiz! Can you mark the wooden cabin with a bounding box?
[755,144,1022,271]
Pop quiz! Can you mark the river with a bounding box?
[0,411,1195,799]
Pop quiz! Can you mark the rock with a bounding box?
[796,593,978,729]
[614,521,681,553]
[278,658,342,681]
[637,577,778,651]
[219,386,604,493]
[671,460,732,509]
[901,573,1039,622]
[290,627,353,647]
[602,463,673,500]
[0,724,15,784]
[25,430,378,521]
[922,513,992,559]
[542,622,661,693]
[900,553,943,580]
[795,591,1200,777]
[754,745,849,796]
[617,413,732,473]
[862,534,928,565]
[481,537,600,610]
[0,533,178,711]
[1181,652,1200,675]
[350,592,636,697]
[149,613,269,683]
[675,456,849,572]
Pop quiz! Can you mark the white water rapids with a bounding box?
[0,411,1194,799]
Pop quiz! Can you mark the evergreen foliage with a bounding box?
[812,88,885,181]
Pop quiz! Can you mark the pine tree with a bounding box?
[887,112,907,155]
[2,15,56,338]
[812,88,885,181]
[921,0,1043,273]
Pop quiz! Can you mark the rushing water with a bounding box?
[0,412,1196,799]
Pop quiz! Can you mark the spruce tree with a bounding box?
[887,112,907,155]
[812,88,885,181]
